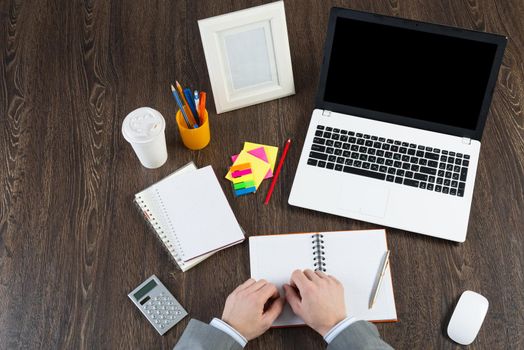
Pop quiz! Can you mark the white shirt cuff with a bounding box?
[323,316,359,343]
[210,318,248,348]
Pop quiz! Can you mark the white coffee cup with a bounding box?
[122,107,168,169]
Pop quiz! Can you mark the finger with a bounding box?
[290,269,311,291]
[263,296,285,322]
[303,269,321,282]
[232,278,256,293]
[327,274,341,284]
[246,278,268,292]
[315,270,329,279]
[283,284,302,314]
[258,283,280,301]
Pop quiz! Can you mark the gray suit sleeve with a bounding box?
[327,320,394,350]
[173,319,243,350]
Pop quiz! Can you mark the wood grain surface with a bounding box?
[1,0,523,349]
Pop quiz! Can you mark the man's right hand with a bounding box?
[283,269,347,336]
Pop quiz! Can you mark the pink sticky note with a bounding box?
[231,168,253,178]
[247,147,269,163]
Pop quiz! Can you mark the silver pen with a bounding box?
[369,250,391,309]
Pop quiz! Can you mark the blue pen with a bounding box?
[184,88,201,126]
[170,85,193,128]
[194,90,200,117]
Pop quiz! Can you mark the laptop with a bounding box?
[289,8,506,242]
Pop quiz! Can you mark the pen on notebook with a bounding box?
[184,88,201,126]
[170,84,192,129]
[264,139,291,205]
[175,80,197,127]
[369,250,391,309]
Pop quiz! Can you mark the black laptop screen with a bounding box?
[323,17,498,130]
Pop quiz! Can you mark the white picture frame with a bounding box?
[198,1,295,114]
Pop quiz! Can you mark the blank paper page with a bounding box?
[323,230,397,321]
[135,163,214,271]
[154,166,244,261]
[249,233,313,326]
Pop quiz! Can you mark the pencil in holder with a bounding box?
[176,107,211,150]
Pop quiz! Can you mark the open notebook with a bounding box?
[135,163,245,271]
[249,229,397,326]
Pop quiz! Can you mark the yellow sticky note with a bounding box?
[226,151,270,189]
[244,142,279,174]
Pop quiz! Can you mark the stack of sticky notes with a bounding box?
[225,142,279,196]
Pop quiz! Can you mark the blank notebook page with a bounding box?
[154,166,244,261]
[250,234,313,326]
[249,229,396,327]
[323,230,396,322]
[135,163,214,271]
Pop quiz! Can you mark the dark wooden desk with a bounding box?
[1,0,522,349]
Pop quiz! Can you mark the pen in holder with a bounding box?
[176,107,211,150]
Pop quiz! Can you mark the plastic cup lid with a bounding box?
[122,107,166,144]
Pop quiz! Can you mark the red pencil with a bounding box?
[264,139,292,205]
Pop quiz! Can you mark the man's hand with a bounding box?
[221,278,285,340]
[283,269,347,336]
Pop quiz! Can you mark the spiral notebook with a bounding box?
[249,229,397,326]
[135,163,245,271]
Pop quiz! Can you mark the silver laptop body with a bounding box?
[289,8,506,242]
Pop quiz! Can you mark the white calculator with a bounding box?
[128,275,188,335]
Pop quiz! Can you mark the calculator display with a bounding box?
[133,279,157,301]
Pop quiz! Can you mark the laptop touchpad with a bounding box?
[336,180,390,218]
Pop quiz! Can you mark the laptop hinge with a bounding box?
[322,110,332,117]
[462,137,471,145]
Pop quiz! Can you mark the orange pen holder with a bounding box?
[176,107,211,150]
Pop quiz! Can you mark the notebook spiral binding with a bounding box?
[153,188,186,260]
[134,195,184,270]
[312,233,327,272]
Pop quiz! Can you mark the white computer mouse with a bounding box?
[447,290,489,345]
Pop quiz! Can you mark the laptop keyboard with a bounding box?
[307,125,470,197]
